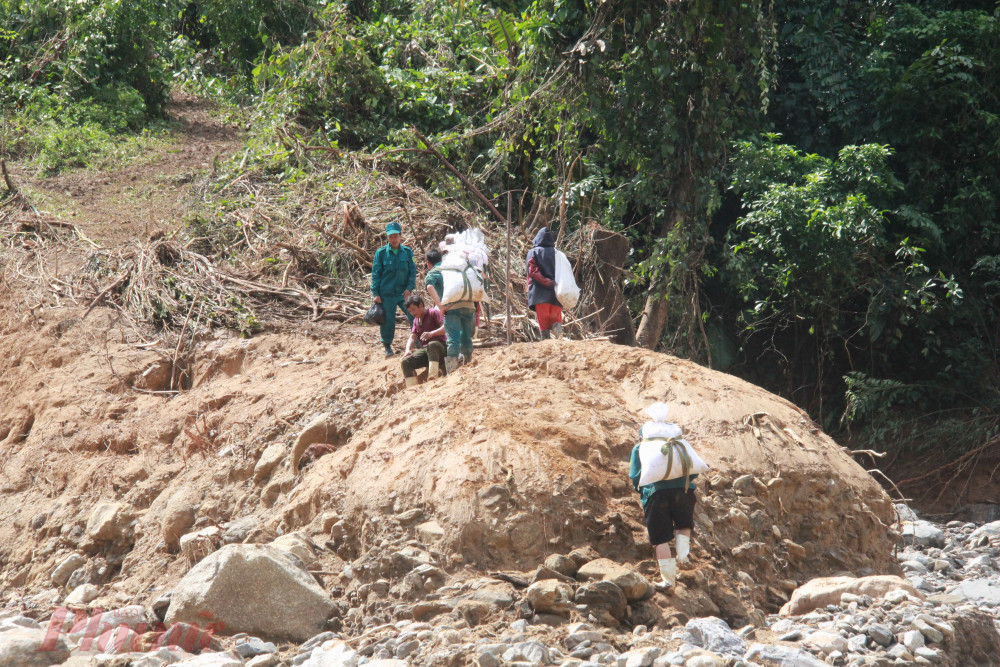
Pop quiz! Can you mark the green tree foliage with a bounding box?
[0,0,181,114]
[721,1,1000,446]
[724,136,962,421]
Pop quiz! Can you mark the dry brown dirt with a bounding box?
[0,292,900,622]
[1,95,901,631]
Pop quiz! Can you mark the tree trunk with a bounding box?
[585,224,636,346]
[635,176,695,350]
[635,274,670,349]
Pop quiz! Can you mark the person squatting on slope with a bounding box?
[400,295,447,386]
[525,226,563,339]
[370,222,417,357]
[628,402,699,592]
[426,245,475,374]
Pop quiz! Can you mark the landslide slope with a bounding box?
[0,296,899,621]
[0,95,899,625]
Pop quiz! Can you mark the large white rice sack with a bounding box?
[440,228,490,304]
[554,250,580,309]
[637,402,710,486]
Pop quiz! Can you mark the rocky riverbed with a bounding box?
[3,505,1000,667]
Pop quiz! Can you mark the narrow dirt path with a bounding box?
[17,94,244,245]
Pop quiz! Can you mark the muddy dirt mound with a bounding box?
[0,295,898,622]
[286,341,898,606]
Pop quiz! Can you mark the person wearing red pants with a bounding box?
[525,226,563,339]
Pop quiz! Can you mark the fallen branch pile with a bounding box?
[2,151,625,346]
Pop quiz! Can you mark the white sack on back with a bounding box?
[638,437,710,486]
[554,250,580,309]
[441,229,489,304]
[637,403,709,486]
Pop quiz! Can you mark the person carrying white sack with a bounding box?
[628,402,709,592]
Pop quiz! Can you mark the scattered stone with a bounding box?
[254,443,286,483]
[544,554,578,578]
[50,554,86,588]
[269,532,318,570]
[179,526,222,566]
[175,652,245,666]
[222,517,259,545]
[866,623,893,647]
[574,581,627,625]
[954,578,1000,603]
[802,630,847,654]
[63,583,99,606]
[502,640,550,665]
[902,520,946,549]
[902,629,925,652]
[744,643,828,667]
[913,617,944,644]
[575,558,651,601]
[416,520,445,541]
[525,580,574,616]
[618,646,659,667]
[289,413,334,471]
[682,617,747,657]
[85,502,134,544]
[235,637,277,658]
[302,640,358,667]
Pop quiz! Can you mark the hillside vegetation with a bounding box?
[3,0,1000,497]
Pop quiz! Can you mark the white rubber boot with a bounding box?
[428,361,440,379]
[676,534,691,563]
[655,558,677,591]
[404,376,418,388]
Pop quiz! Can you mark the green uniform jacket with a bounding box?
[371,243,416,299]
[628,443,698,509]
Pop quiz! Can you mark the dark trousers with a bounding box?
[380,298,414,348]
[400,341,447,378]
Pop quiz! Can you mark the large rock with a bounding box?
[0,627,70,666]
[164,544,334,642]
[683,617,747,657]
[902,520,945,548]
[574,581,627,626]
[780,576,922,616]
[524,580,574,616]
[575,558,651,601]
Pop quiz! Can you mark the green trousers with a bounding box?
[380,298,414,348]
[400,341,447,378]
[444,307,475,359]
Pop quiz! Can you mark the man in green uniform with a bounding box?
[371,222,417,357]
